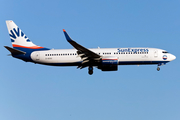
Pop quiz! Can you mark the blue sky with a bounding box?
[0,0,180,120]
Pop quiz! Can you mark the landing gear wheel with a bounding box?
[88,66,93,75]
[88,70,93,75]
[157,67,160,71]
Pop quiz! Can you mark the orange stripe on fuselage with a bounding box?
[12,44,44,49]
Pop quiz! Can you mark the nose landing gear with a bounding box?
[157,63,166,71]
[88,66,93,75]
[157,66,160,71]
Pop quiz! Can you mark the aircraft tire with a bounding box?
[157,67,160,71]
[88,66,93,75]
[88,70,93,75]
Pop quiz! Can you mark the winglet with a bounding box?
[63,29,73,41]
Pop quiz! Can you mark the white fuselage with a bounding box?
[30,47,176,66]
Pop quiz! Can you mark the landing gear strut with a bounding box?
[88,66,93,75]
[157,66,160,71]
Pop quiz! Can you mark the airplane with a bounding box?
[5,20,176,75]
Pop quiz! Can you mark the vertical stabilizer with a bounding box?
[6,20,44,49]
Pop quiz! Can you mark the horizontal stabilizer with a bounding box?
[4,46,26,55]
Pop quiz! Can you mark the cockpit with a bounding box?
[162,51,169,53]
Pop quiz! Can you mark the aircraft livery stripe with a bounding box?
[12,44,44,49]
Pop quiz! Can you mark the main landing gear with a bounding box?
[88,66,93,75]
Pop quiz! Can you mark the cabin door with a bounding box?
[36,52,40,60]
[154,50,158,57]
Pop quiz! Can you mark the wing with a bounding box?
[63,29,101,68]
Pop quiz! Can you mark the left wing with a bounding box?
[63,29,101,68]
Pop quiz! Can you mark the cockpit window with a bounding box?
[162,51,168,53]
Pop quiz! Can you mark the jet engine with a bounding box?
[98,56,118,71]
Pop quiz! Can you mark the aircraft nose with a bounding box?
[171,54,176,61]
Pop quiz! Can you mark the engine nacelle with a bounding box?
[98,56,118,71]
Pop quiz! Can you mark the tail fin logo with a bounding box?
[9,27,31,43]
[6,20,48,50]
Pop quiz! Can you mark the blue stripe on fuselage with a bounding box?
[12,47,50,62]
[119,61,169,65]
[34,61,169,67]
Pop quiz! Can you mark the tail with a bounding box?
[6,20,48,50]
